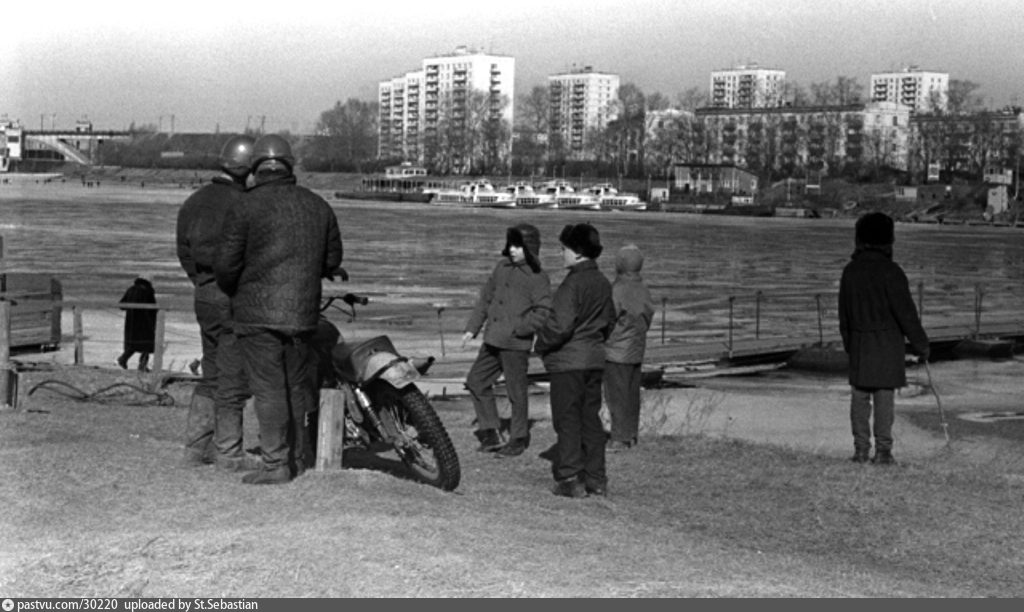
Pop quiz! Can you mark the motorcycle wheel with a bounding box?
[372,383,461,491]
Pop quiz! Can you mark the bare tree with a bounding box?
[676,87,709,111]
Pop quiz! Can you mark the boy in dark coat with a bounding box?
[462,224,552,457]
[838,212,929,465]
[535,223,615,497]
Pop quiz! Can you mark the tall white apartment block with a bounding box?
[548,66,620,160]
[870,67,949,112]
[710,64,786,109]
[378,70,424,161]
[379,45,515,171]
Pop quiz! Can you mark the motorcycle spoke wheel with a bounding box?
[372,383,461,491]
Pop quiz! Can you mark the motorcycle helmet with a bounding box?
[251,133,295,174]
[218,135,255,177]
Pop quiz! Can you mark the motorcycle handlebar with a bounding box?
[343,293,370,306]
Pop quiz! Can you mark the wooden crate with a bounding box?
[0,273,62,350]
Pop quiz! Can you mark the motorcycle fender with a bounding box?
[377,359,420,389]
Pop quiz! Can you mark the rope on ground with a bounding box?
[27,379,175,406]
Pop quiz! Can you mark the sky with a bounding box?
[2,0,1022,134]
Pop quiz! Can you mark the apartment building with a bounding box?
[378,46,515,173]
[378,70,424,161]
[695,101,912,174]
[548,66,620,160]
[870,67,949,112]
[710,64,786,109]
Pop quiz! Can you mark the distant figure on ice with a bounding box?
[117,277,157,372]
[838,212,929,466]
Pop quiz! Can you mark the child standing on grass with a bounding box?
[535,223,615,498]
[604,244,655,452]
[462,224,552,457]
[117,277,157,372]
[838,212,929,465]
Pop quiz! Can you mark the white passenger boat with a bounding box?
[430,179,516,208]
[509,180,572,209]
[588,183,647,211]
[556,184,602,210]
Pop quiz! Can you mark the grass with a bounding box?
[2,381,1023,598]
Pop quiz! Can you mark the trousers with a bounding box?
[465,344,531,440]
[850,386,895,452]
[549,369,606,488]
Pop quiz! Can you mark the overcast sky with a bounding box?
[2,0,1021,134]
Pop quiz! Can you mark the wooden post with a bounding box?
[661,297,667,345]
[152,309,165,375]
[917,281,924,319]
[436,306,446,357]
[815,293,824,346]
[755,291,763,339]
[0,300,10,408]
[73,306,84,365]
[727,296,735,357]
[316,388,347,470]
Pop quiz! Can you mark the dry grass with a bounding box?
[2,380,1023,597]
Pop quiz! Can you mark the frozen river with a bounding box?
[3,190,1024,349]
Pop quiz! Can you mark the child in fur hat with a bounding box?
[534,223,616,497]
[839,212,929,466]
[604,244,655,451]
[462,224,552,456]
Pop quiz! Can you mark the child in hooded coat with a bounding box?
[604,244,655,451]
[462,224,552,456]
[839,212,929,465]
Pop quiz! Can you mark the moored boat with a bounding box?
[556,184,602,210]
[587,183,647,211]
[430,179,516,208]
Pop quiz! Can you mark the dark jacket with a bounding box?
[605,248,654,365]
[120,278,157,352]
[535,260,615,372]
[465,259,551,351]
[214,175,343,335]
[176,176,245,306]
[839,247,929,388]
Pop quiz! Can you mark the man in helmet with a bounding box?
[215,133,343,485]
[176,134,257,472]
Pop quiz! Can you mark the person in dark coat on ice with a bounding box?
[838,212,929,466]
[117,277,157,372]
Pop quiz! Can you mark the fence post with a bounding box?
[0,300,10,408]
[815,293,824,346]
[152,309,165,375]
[974,284,983,338]
[436,306,446,357]
[661,297,667,345]
[755,290,763,340]
[727,296,735,357]
[73,306,84,365]
[917,281,924,319]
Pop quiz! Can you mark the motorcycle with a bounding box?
[311,280,461,492]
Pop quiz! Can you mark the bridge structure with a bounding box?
[1,120,133,170]
[21,128,133,165]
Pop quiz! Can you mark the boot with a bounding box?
[474,428,504,452]
[872,449,895,465]
[182,393,216,467]
[495,436,529,458]
[241,465,292,485]
[137,353,151,373]
[551,477,587,498]
[850,448,870,464]
[215,452,262,473]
